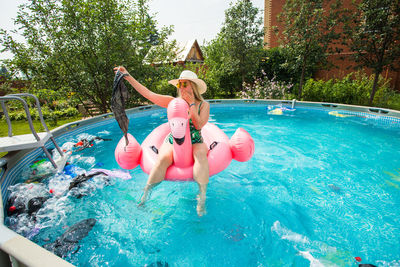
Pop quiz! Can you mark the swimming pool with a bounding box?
[1,100,400,266]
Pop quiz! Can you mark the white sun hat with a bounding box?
[168,70,207,94]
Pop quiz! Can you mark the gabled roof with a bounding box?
[174,39,204,63]
[144,39,204,65]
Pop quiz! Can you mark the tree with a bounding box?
[205,0,264,97]
[258,47,302,89]
[0,0,173,113]
[278,0,344,98]
[203,35,239,98]
[344,0,400,105]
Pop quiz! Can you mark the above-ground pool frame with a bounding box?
[1,99,399,267]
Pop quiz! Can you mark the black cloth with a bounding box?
[111,70,130,145]
[68,171,106,190]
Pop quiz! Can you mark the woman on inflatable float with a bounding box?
[114,67,254,216]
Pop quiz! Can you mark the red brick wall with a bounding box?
[264,0,285,48]
[315,54,400,91]
[264,0,400,91]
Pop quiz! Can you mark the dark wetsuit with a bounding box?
[168,101,204,144]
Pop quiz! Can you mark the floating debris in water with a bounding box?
[43,218,96,258]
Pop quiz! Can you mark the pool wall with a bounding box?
[1,99,399,266]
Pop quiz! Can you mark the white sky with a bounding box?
[149,0,265,45]
[0,0,265,61]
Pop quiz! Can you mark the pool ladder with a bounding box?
[0,93,64,169]
[281,99,297,109]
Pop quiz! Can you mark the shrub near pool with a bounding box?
[302,72,400,110]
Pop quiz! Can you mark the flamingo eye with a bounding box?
[181,123,183,126]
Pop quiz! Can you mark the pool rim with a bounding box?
[1,98,399,267]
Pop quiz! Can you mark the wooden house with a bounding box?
[144,39,204,66]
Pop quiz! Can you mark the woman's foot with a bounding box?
[137,183,160,207]
[138,191,149,207]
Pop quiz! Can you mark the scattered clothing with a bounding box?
[43,218,96,258]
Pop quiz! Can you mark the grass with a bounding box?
[0,116,83,137]
[0,116,82,157]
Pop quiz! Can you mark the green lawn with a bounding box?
[0,116,83,137]
[0,116,82,157]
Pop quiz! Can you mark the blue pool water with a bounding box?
[4,104,400,266]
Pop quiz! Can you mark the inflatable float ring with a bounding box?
[115,98,255,181]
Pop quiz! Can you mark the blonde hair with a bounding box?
[190,81,204,101]
[177,81,204,102]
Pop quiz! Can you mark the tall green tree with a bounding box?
[258,47,303,88]
[344,0,400,105]
[204,0,264,97]
[203,35,238,98]
[0,0,173,113]
[278,0,344,98]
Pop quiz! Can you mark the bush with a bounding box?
[302,71,399,109]
[374,86,400,110]
[29,88,80,109]
[1,84,82,121]
[8,111,26,121]
[64,107,80,117]
[3,106,80,121]
[240,71,294,99]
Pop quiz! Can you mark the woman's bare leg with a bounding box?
[192,143,209,216]
[138,142,173,206]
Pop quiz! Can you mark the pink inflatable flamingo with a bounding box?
[115,98,254,181]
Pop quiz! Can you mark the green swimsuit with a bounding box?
[168,101,204,144]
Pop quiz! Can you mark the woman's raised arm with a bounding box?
[125,76,174,108]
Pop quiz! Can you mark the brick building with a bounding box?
[263,0,400,91]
